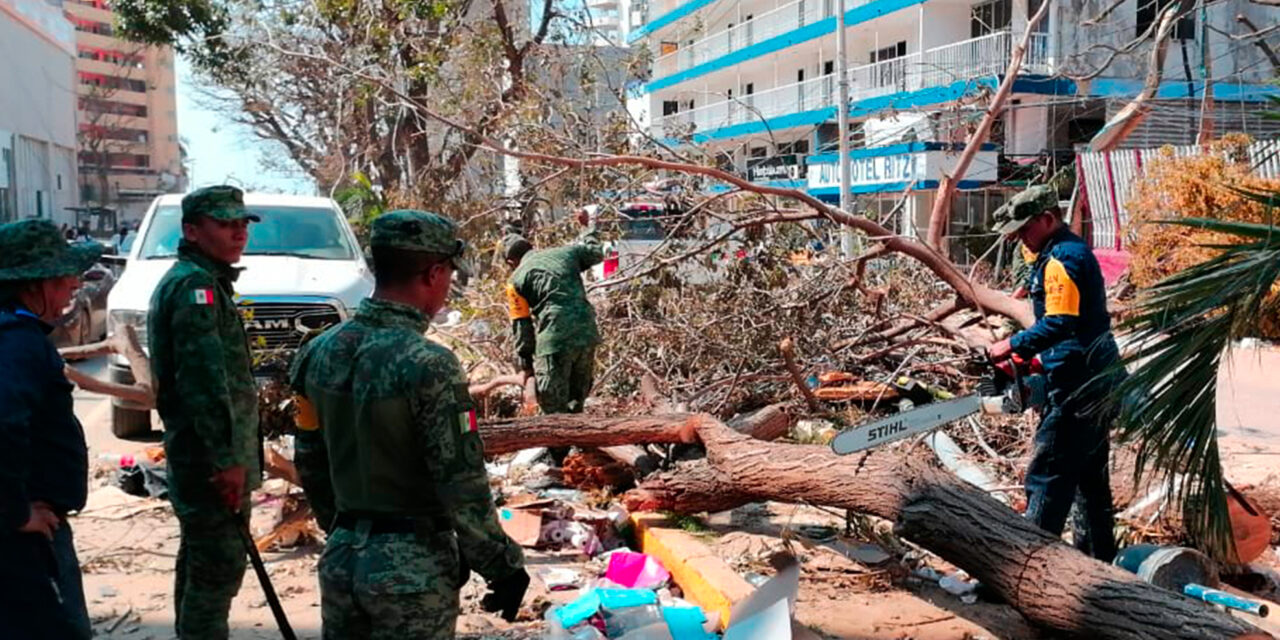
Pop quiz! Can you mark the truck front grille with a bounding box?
[239,302,343,353]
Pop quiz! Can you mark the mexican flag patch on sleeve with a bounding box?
[193,289,214,305]
[458,408,477,435]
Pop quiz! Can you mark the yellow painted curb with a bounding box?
[629,512,754,630]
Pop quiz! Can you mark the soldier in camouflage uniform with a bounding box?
[149,186,263,638]
[0,220,100,639]
[290,210,528,639]
[503,211,603,463]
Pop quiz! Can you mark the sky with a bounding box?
[175,55,316,196]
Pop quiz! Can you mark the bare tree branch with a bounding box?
[925,0,1053,251]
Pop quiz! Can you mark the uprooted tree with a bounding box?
[102,1,1279,636]
[473,412,1268,640]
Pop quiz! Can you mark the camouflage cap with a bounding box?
[991,185,1061,235]
[0,219,102,282]
[502,234,533,262]
[370,210,471,276]
[181,185,261,224]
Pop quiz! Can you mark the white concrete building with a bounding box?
[629,0,1279,249]
[0,0,80,224]
[585,0,642,46]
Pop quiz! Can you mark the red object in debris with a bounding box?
[735,249,747,260]
[602,251,619,278]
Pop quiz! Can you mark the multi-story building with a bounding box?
[630,0,1280,251]
[0,0,80,224]
[64,0,185,223]
[585,0,643,46]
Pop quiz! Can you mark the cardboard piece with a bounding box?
[497,503,546,546]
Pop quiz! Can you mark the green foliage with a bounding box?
[1109,208,1280,559]
[111,0,238,70]
[334,171,389,240]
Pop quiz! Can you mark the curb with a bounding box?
[630,512,754,630]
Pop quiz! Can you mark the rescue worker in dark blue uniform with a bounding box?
[0,219,101,639]
[987,185,1120,562]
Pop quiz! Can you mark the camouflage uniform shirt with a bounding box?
[506,228,604,365]
[149,240,262,512]
[289,297,524,581]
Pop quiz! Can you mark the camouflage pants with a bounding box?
[320,526,462,639]
[534,346,596,415]
[173,498,250,640]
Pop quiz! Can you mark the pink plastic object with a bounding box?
[605,552,671,590]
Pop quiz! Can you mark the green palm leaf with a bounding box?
[1109,211,1280,559]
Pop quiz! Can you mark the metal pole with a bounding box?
[835,0,854,257]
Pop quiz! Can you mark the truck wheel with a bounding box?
[112,405,152,439]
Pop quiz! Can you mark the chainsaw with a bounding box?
[830,355,1045,456]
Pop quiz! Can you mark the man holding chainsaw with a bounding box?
[987,184,1121,563]
[149,186,261,638]
[290,211,527,638]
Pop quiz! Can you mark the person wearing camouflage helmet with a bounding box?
[987,184,1121,562]
[503,209,604,465]
[0,219,101,639]
[148,185,263,639]
[289,210,527,638]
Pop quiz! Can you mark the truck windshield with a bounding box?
[137,205,358,260]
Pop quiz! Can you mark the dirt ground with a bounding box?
[69,346,1280,639]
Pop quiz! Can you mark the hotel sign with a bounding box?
[746,155,805,182]
[807,149,999,191]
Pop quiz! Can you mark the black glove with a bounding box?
[481,568,530,622]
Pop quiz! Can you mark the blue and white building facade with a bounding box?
[629,0,1280,240]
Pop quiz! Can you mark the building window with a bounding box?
[662,100,679,116]
[869,42,908,89]
[970,0,1012,37]
[70,17,114,37]
[1136,0,1195,39]
[79,72,148,93]
[78,47,145,68]
[777,140,810,156]
[79,98,149,118]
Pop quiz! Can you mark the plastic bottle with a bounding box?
[98,453,136,468]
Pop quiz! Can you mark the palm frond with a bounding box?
[1107,213,1280,559]
[1156,216,1280,240]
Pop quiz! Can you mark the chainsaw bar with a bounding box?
[829,395,982,455]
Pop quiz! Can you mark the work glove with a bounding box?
[481,568,530,622]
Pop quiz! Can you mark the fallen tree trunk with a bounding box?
[726,403,791,441]
[488,412,1264,640]
[478,413,705,456]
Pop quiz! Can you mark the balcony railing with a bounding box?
[654,0,854,78]
[655,31,1053,138]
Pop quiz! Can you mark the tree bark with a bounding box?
[478,413,706,456]
[578,414,1266,640]
[726,403,791,441]
[779,338,822,413]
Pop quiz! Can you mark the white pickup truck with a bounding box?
[105,193,374,436]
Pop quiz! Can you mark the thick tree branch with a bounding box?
[925,0,1053,252]
[265,45,1035,328]
[1237,15,1280,72]
[1087,7,1180,152]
